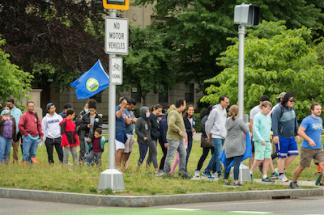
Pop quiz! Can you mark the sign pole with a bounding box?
[98,9,125,192]
[238,24,246,120]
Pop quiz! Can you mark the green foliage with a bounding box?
[202,21,324,119]
[0,39,33,102]
[124,26,175,103]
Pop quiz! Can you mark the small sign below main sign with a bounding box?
[105,17,128,55]
[110,57,123,85]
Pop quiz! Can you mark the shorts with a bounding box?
[124,134,134,153]
[115,140,125,151]
[300,148,324,168]
[277,136,299,158]
[254,141,272,160]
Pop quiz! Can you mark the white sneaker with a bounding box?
[194,170,200,178]
[279,174,289,182]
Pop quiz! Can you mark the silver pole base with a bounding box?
[98,169,125,192]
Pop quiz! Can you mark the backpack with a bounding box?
[60,120,77,145]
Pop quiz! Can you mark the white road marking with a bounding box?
[163,208,200,211]
[231,211,271,214]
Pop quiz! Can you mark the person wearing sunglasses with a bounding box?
[271,92,298,182]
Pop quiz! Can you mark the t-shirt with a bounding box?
[301,115,323,150]
[253,112,272,142]
[125,109,135,134]
[250,105,261,121]
[115,106,126,143]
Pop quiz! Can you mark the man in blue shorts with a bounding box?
[272,92,299,182]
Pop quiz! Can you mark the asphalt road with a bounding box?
[1,196,324,215]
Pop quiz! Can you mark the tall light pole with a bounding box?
[234,4,259,119]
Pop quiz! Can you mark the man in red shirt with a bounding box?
[18,101,43,163]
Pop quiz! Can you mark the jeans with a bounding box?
[138,141,149,165]
[63,147,78,165]
[224,155,243,180]
[185,135,193,170]
[163,139,187,174]
[45,137,63,164]
[204,138,224,175]
[146,140,158,168]
[78,130,87,161]
[0,136,12,163]
[158,140,168,171]
[85,151,102,166]
[196,147,214,171]
[22,135,40,162]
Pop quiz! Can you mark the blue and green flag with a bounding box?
[70,60,109,100]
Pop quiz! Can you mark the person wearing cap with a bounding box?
[272,92,286,113]
[1,99,22,163]
[271,92,299,182]
[0,109,16,163]
[42,103,63,164]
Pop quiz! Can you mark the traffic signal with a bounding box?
[102,0,129,11]
[234,4,260,26]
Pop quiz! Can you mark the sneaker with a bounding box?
[194,170,200,178]
[315,173,323,186]
[289,181,299,189]
[179,172,191,179]
[156,171,166,177]
[201,172,211,179]
[233,182,243,186]
[279,174,289,182]
[31,157,39,164]
[262,177,273,183]
[271,171,279,179]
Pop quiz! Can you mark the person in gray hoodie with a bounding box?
[223,105,249,185]
[135,106,155,168]
[271,92,299,182]
[203,96,229,178]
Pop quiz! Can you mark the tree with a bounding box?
[136,0,323,87]
[0,39,33,102]
[0,0,106,88]
[124,26,174,104]
[201,21,324,119]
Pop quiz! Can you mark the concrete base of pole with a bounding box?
[98,169,125,192]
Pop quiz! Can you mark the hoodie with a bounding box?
[224,117,249,158]
[205,104,227,139]
[166,106,186,141]
[135,107,151,144]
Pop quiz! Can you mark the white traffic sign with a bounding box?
[109,57,123,85]
[105,17,128,55]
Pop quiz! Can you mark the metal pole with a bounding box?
[238,24,246,119]
[108,9,117,169]
[98,9,124,191]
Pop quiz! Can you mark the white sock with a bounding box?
[263,175,267,179]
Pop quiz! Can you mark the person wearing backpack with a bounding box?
[0,110,16,163]
[18,101,43,164]
[60,109,80,165]
[85,128,106,166]
[271,92,299,182]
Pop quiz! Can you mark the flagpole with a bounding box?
[98,9,124,192]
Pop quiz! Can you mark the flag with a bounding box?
[70,60,109,100]
[220,132,252,174]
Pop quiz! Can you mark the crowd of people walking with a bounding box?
[0,92,323,188]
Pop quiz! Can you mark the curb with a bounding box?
[0,187,323,207]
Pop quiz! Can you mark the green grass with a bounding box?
[0,137,321,195]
